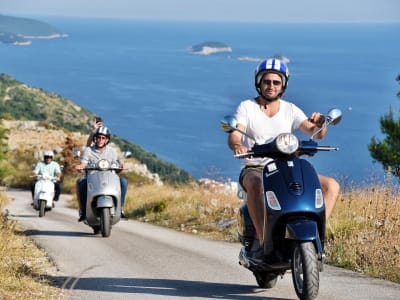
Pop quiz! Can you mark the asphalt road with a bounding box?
[4,189,400,300]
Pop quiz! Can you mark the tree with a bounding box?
[60,134,81,177]
[0,120,8,161]
[368,74,400,177]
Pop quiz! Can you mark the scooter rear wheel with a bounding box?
[292,241,319,300]
[254,272,278,289]
[39,200,46,217]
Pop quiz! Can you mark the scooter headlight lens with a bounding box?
[97,159,110,170]
[275,133,299,154]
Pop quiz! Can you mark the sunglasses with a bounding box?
[263,79,282,86]
[44,156,53,159]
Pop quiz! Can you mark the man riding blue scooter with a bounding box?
[227,58,340,262]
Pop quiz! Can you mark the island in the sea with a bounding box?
[0,14,67,45]
[190,41,232,55]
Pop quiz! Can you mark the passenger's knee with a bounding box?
[333,179,340,195]
[243,173,262,193]
[328,178,340,196]
[321,177,340,199]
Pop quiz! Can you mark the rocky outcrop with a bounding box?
[190,41,232,55]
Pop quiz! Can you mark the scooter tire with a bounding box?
[100,208,111,237]
[254,272,278,289]
[292,241,319,300]
[39,200,46,217]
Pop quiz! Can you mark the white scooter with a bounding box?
[33,173,56,217]
[83,159,122,237]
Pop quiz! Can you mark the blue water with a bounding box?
[1,17,400,185]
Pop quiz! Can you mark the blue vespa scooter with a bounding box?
[221,108,342,300]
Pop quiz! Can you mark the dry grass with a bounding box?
[66,181,241,241]
[123,182,240,241]
[0,192,65,300]
[326,181,400,283]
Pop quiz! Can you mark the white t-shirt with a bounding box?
[234,98,307,167]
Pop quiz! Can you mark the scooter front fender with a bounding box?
[97,195,114,208]
[285,219,318,241]
[285,219,324,255]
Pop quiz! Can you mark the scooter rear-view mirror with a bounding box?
[220,116,256,142]
[220,115,237,133]
[311,108,342,140]
[326,108,342,126]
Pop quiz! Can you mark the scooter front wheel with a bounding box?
[100,208,111,237]
[39,200,46,217]
[291,241,319,300]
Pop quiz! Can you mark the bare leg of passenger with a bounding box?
[243,171,265,244]
[319,175,340,219]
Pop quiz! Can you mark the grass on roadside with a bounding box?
[326,182,400,283]
[124,182,239,241]
[0,192,64,300]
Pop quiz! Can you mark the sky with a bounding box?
[0,0,399,23]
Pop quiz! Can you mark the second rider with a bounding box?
[75,126,128,222]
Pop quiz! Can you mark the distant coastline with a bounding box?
[0,14,67,45]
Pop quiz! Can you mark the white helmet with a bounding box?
[43,150,54,158]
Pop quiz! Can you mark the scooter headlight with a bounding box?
[97,159,110,170]
[275,133,299,154]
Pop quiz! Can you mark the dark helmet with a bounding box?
[255,58,290,96]
[93,126,111,144]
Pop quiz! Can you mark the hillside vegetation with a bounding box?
[0,14,66,45]
[0,73,193,184]
[0,15,62,36]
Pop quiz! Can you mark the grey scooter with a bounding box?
[84,159,122,237]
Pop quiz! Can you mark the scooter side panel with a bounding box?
[87,171,121,199]
[33,180,54,208]
[262,158,326,255]
[86,171,122,226]
[263,158,324,214]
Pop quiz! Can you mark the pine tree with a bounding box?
[368,74,400,177]
[0,120,9,161]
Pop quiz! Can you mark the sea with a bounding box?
[1,17,400,186]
